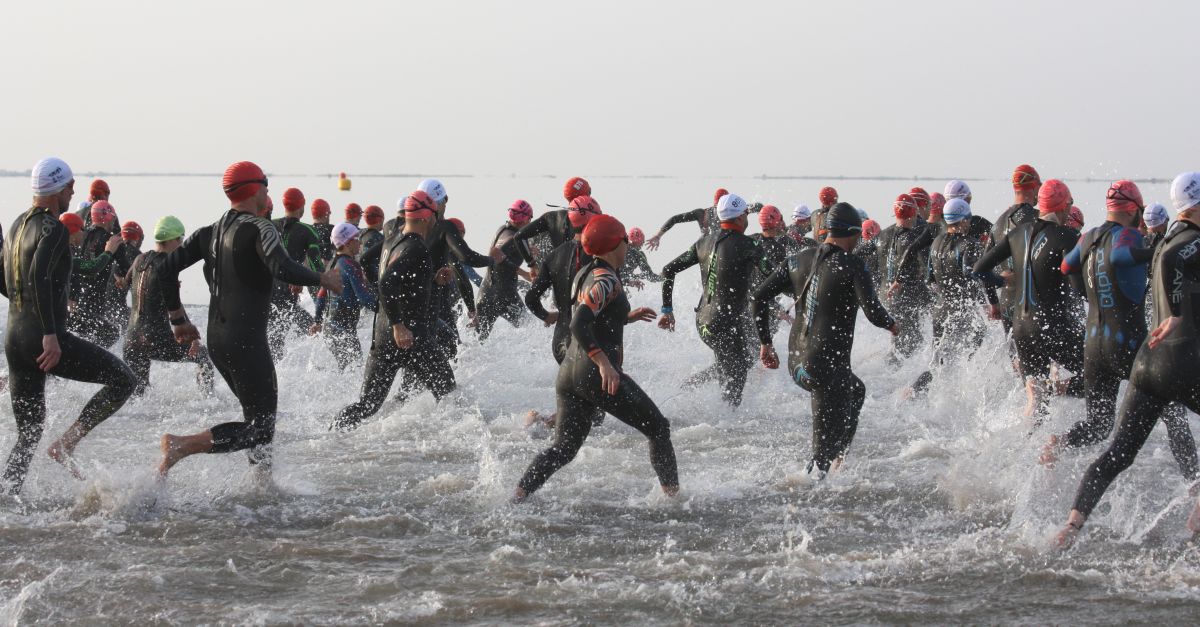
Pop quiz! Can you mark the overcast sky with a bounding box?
[2,0,1195,180]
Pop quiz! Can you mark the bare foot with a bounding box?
[158,434,185,476]
[1055,510,1087,549]
[511,488,528,504]
[523,411,541,428]
[899,386,915,402]
[662,485,679,497]
[523,411,556,429]
[47,440,84,480]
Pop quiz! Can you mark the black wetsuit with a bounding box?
[659,204,764,240]
[752,243,895,474]
[332,231,455,430]
[661,227,771,406]
[69,225,123,347]
[1072,220,1200,517]
[988,203,1039,333]
[1058,222,1196,477]
[314,254,378,371]
[512,210,573,266]
[475,222,530,340]
[525,239,593,364]
[911,230,993,394]
[516,259,678,495]
[425,216,504,358]
[312,222,335,262]
[620,247,662,283]
[358,227,384,279]
[1,208,136,493]
[159,209,323,463]
[974,217,1086,401]
[268,217,323,360]
[110,241,139,333]
[358,215,405,284]
[123,250,215,397]
[749,233,803,343]
[855,222,930,358]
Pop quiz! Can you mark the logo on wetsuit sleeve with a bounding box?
[1179,239,1200,260]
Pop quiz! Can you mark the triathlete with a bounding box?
[312,222,378,371]
[856,194,929,359]
[310,198,335,261]
[988,164,1043,334]
[474,200,536,340]
[620,228,662,285]
[268,188,324,360]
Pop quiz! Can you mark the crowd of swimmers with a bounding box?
[5,157,1200,548]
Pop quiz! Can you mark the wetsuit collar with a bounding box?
[720,221,746,234]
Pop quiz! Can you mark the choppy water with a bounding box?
[3,175,1200,624]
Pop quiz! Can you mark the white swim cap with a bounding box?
[944,179,971,200]
[716,193,748,221]
[417,179,447,203]
[942,198,972,224]
[792,204,812,220]
[1143,202,1169,228]
[31,157,73,196]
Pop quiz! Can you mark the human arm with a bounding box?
[971,231,1013,289]
[752,265,793,346]
[453,263,475,314]
[512,215,552,265]
[523,262,554,321]
[657,245,700,330]
[569,271,623,393]
[853,255,897,331]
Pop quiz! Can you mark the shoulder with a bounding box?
[242,215,283,250]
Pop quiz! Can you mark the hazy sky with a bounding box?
[3,0,1196,180]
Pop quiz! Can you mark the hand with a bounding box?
[289,284,303,296]
[658,312,676,331]
[172,321,201,345]
[627,279,645,291]
[467,312,478,328]
[886,281,900,301]
[646,234,662,251]
[489,246,506,263]
[68,299,78,313]
[543,311,559,327]
[760,345,779,369]
[1149,316,1182,349]
[987,304,1002,320]
[888,322,900,336]
[37,334,62,372]
[103,235,123,254]
[598,359,621,395]
[778,311,794,324]
[392,323,414,349]
[1038,434,1060,468]
[308,323,322,336]
[114,277,128,290]
[517,268,533,282]
[999,270,1013,286]
[187,339,202,359]
[628,307,657,323]
[528,265,539,282]
[434,266,454,285]
[320,267,344,295]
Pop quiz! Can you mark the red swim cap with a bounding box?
[819,186,838,206]
[345,203,363,220]
[448,217,466,236]
[628,227,646,247]
[582,214,627,255]
[1038,179,1072,215]
[568,195,602,228]
[908,187,930,211]
[364,205,384,226]
[1012,164,1041,191]
[1066,206,1085,230]
[509,199,534,223]
[564,176,592,202]
[862,219,882,241]
[222,161,267,203]
[1105,180,1144,214]
[893,194,918,220]
[310,198,331,219]
[714,188,729,206]
[758,205,784,230]
[60,212,84,234]
[929,192,946,217]
[121,221,143,241]
[90,179,110,199]
[90,200,116,225]
[260,195,274,218]
[282,187,305,212]
[404,190,437,219]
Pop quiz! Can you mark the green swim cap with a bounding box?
[154,216,185,242]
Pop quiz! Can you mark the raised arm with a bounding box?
[659,245,700,311]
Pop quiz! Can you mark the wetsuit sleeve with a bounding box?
[659,245,700,310]
[632,249,662,281]
[360,240,382,284]
[1060,236,1085,275]
[524,264,553,321]
[31,221,71,334]
[971,231,1013,289]
[752,266,793,345]
[895,228,934,282]
[159,226,211,311]
[453,264,475,313]
[512,215,551,265]
[853,256,896,330]
[444,227,498,269]
[658,208,706,234]
[256,220,323,286]
[345,258,378,312]
[570,270,620,357]
[1109,228,1152,266]
[314,288,328,322]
